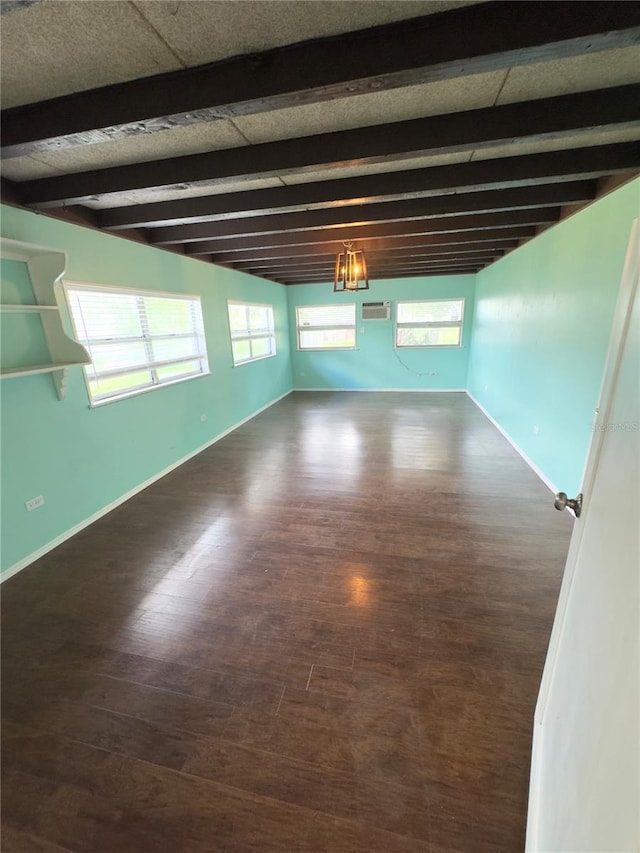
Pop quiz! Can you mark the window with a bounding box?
[227,301,276,366]
[395,299,465,347]
[296,304,356,350]
[65,283,209,405]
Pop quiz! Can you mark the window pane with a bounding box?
[88,341,147,375]
[232,339,251,362]
[397,326,461,347]
[228,303,248,333]
[156,360,201,381]
[299,328,356,349]
[297,304,356,327]
[69,290,141,340]
[145,296,194,335]
[397,300,463,323]
[151,336,199,363]
[89,369,152,399]
[249,305,271,331]
[250,337,273,358]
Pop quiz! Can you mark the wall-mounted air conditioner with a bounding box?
[362,301,390,320]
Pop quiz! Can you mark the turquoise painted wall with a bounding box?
[468,177,640,496]
[0,204,292,573]
[287,276,475,390]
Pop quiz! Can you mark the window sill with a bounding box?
[232,353,277,367]
[87,370,210,408]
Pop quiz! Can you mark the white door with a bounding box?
[526,219,639,853]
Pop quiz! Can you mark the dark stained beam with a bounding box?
[245,240,510,267]
[99,143,640,230]
[233,257,501,277]
[149,183,595,245]
[202,228,535,261]
[264,256,490,273]
[279,267,483,284]
[239,251,501,274]
[19,86,640,209]
[5,2,640,160]
[1,1,44,13]
[184,209,560,254]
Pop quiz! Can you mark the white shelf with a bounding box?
[0,303,59,313]
[1,362,90,379]
[0,237,91,399]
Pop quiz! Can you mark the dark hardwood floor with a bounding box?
[1,392,573,853]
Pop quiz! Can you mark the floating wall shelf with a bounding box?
[0,237,91,399]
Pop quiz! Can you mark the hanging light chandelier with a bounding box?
[333,241,369,293]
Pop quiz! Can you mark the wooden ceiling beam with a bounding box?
[99,143,640,230]
[149,183,595,245]
[267,256,490,272]
[278,267,483,283]
[199,228,535,260]
[238,251,501,273]
[4,2,639,160]
[18,86,640,208]
[183,209,559,253]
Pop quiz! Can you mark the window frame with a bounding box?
[63,281,210,407]
[295,303,357,351]
[226,300,276,367]
[395,298,465,349]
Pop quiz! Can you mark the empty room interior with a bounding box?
[1,1,639,851]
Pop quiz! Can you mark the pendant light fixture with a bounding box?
[333,241,369,292]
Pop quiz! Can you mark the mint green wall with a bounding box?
[468,177,640,496]
[287,276,475,390]
[0,204,292,573]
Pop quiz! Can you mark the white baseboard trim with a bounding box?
[1,389,292,584]
[466,390,559,495]
[293,387,466,393]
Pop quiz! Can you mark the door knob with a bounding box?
[554,492,583,518]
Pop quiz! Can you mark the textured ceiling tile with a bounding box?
[0,1,183,108]
[471,126,640,161]
[233,71,506,144]
[497,45,640,105]
[280,152,473,185]
[135,0,480,67]
[27,121,249,175]
[0,156,67,181]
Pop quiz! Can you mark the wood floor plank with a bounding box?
[1,392,572,851]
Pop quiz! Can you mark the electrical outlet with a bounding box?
[25,495,44,512]
[200,414,207,422]
[533,425,540,435]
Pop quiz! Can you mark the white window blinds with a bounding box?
[65,284,209,404]
[296,304,356,350]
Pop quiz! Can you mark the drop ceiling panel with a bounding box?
[232,70,507,144]
[0,156,67,182]
[0,1,183,108]
[135,0,479,67]
[496,45,640,105]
